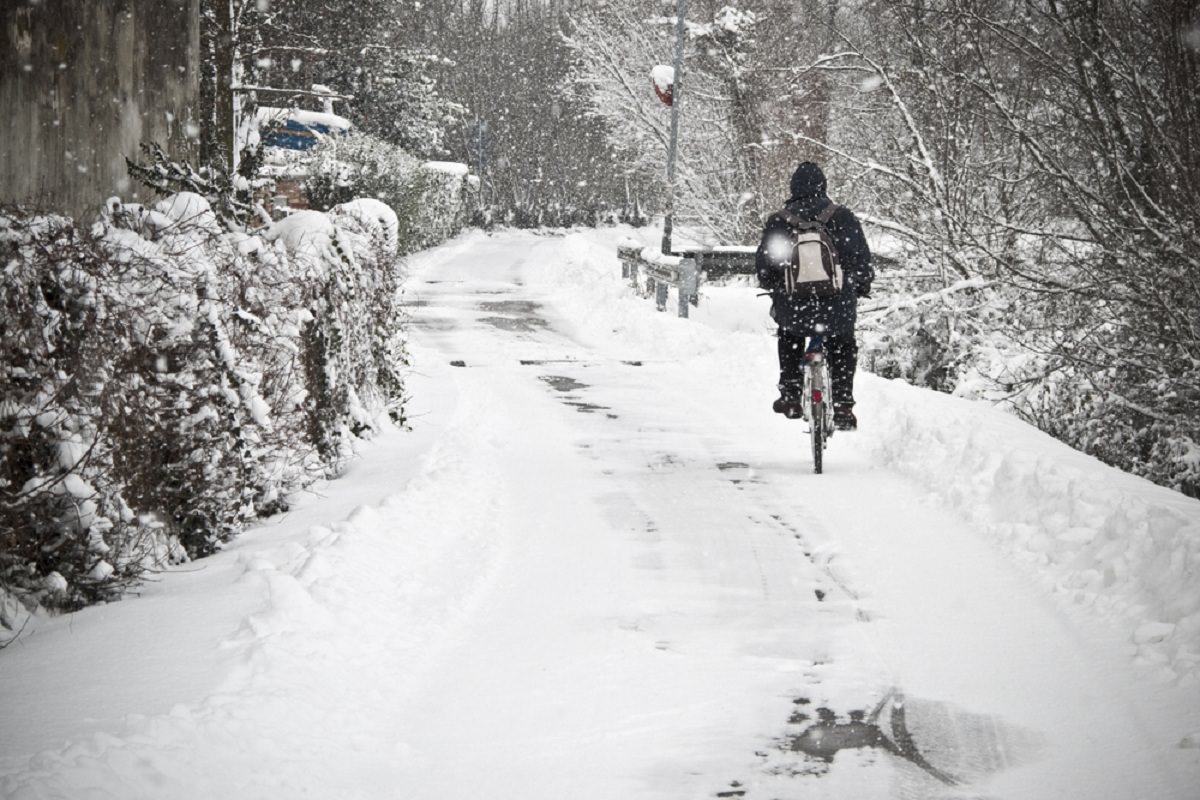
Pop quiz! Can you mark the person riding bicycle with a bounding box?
[755,161,873,430]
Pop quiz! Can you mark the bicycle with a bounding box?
[800,333,835,473]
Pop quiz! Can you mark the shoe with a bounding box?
[773,382,803,417]
[833,404,857,431]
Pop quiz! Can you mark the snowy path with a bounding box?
[2,229,1198,799]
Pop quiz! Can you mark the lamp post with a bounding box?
[661,0,686,255]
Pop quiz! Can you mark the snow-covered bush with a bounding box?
[416,162,475,247]
[0,193,406,633]
[1,211,186,621]
[304,131,474,254]
[859,256,1200,500]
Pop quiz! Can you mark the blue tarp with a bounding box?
[262,119,337,151]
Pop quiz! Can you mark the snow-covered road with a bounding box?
[2,228,1198,799]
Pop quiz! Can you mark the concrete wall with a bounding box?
[1,0,200,221]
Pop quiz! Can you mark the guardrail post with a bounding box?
[618,244,641,291]
[678,257,698,318]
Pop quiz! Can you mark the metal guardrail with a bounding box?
[618,242,757,318]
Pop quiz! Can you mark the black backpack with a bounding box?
[769,204,844,298]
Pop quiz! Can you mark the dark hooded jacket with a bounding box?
[756,162,873,336]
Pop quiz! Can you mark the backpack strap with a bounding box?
[775,209,805,228]
[815,203,841,225]
[776,204,840,227]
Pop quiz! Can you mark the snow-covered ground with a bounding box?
[2,227,1198,799]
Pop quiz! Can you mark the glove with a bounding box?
[855,282,872,298]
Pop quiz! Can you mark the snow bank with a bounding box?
[865,381,1200,682]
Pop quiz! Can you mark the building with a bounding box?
[0,0,200,221]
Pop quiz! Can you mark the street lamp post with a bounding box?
[661,0,687,256]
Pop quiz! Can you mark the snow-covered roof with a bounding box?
[256,107,352,132]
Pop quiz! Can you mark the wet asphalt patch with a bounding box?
[540,375,589,393]
[478,300,541,314]
[537,375,617,418]
[477,299,549,333]
[478,316,548,332]
[707,687,1045,797]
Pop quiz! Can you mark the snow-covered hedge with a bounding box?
[304,131,475,254]
[0,194,405,633]
[857,254,1200,501]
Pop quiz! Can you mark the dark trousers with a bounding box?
[777,329,859,407]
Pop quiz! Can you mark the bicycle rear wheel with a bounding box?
[811,401,824,473]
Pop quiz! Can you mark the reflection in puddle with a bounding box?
[788,691,958,786]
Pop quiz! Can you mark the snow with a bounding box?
[153,192,218,229]
[422,160,469,176]
[2,228,1198,799]
[262,209,346,264]
[40,572,68,594]
[87,561,114,582]
[329,198,399,256]
[651,64,675,93]
[860,75,885,93]
[255,106,351,133]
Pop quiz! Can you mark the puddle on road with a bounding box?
[540,375,589,392]
[478,316,548,332]
[479,300,540,314]
[787,693,958,785]
[566,400,616,417]
[787,696,957,785]
[721,689,1044,797]
[538,375,617,418]
[521,358,645,368]
[477,300,549,333]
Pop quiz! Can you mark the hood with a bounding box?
[789,161,827,199]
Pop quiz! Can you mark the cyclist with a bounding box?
[755,161,873,430]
